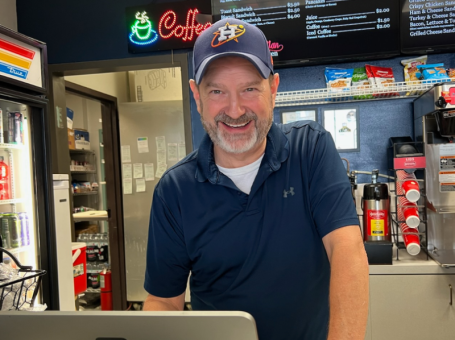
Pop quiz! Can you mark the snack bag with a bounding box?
[448,68,455,81]
[352,67,373,100]
[325,67,354,100]
[401,56,427,95]
[367,65,398,97]
[401,55,427,84]
[416,64,450,83]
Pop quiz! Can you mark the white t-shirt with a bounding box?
[217,155,264,195]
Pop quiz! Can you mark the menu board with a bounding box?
[401,0,455,53]
[212,0,400,65]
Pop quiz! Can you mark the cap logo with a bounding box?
[211,23,246,48]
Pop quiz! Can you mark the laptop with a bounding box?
[1,311,259,340]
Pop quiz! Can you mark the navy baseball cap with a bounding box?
[193,18,274,84]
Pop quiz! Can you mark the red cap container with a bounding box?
[72,242,87,295]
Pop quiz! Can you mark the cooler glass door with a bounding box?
[0,95,54,308]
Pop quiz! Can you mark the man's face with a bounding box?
[190,56,279,154]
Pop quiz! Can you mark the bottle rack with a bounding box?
[388,141,429,261]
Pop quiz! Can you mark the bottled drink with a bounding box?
[86,234,98,262]
[98,233,109,262]
[0,156,10,200]
[9,213,21,248]
[19,213,30,246]
[1,214,11,248]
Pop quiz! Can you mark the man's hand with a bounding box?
[322,225,369,340]
[143,292,185,311]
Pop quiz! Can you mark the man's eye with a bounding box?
[245,88,255,92]
[211,90,221,94]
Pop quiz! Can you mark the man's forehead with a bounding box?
[202,56,263,81]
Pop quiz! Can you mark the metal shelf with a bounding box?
[71,170,96,174]
[70,149,95,154]
[275,80,453,107]
[0,198,24,205]
[0,143,24,150]
[4,245,31,254]
[73,191,99,196]
[73,210,108,222]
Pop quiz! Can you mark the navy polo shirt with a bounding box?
[145,121,359,340]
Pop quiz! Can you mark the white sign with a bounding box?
[0,32,43,88]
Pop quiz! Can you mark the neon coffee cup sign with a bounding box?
[127,3,212,52]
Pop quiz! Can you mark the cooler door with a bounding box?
[0,92,56,309]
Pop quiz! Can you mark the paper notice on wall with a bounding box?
[122,164,132,179]
[178,143,186,160]
[136,178,146,192]
[137,137,149,153]
[123,178,132,195]
[144,163,155,181]
[121,145,131,163]
[156,136,166,151]
[157,150,166,165]
[168,143,178,161]
[133,163,143,178]
[155,163,167,179]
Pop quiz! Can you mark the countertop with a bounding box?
[369,247,455,275]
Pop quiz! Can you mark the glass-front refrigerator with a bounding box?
[0,25,58,309]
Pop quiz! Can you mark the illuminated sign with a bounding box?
[159,9,211,42]
[129,12,158,45]
[0,31,43,88]
[127,1,212,53]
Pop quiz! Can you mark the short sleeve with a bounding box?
[144,185,190,297]
[308,129,360,238]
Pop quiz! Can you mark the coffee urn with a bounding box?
[362,170,391,242]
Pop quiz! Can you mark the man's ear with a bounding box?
[270,73,280,108]
[189,79,202,114]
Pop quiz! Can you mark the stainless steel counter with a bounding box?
[369,247,455,275]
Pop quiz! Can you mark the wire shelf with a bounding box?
[275,80,452,107]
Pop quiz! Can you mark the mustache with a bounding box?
[214,112,258,125]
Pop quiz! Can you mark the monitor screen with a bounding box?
[212,0,400,66]
[400,0,455,53]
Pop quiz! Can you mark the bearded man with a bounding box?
[143,18,369,340]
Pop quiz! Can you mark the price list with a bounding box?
[212,0,400,63]
[401,0,455,51]
[215,1,303,26]
[304,4,395,41]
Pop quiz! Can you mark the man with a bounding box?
[143,18,369,340]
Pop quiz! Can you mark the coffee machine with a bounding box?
[414,82,455,267]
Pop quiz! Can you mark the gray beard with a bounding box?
[200,104,273,154]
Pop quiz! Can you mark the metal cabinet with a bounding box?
[369,275,455,340]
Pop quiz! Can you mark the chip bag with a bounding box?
[401,55,427,84]
[416,64,450,83]
[325,68,354,100]
[352,67,373,100]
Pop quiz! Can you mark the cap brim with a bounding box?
[195,52,272,84]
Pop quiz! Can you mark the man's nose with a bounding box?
[226,93,246,119]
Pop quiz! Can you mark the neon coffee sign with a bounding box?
[129,9,211,47]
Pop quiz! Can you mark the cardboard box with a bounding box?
[68,128,75,150]
[66,108,74,129]
[74,128,90,150]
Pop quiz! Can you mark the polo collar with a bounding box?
[195,123,290,183]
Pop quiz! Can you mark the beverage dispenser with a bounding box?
[414,82,455,267]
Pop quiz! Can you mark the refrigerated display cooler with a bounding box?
[0,24,60,309]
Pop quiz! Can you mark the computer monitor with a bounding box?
[1,311,258,340]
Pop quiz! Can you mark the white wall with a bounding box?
[66,72,130,104]
[0,0,17,31]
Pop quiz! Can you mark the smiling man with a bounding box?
[143,18,369,340]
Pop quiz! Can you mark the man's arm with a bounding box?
[143,292,185,311]
[322,225,369,340]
